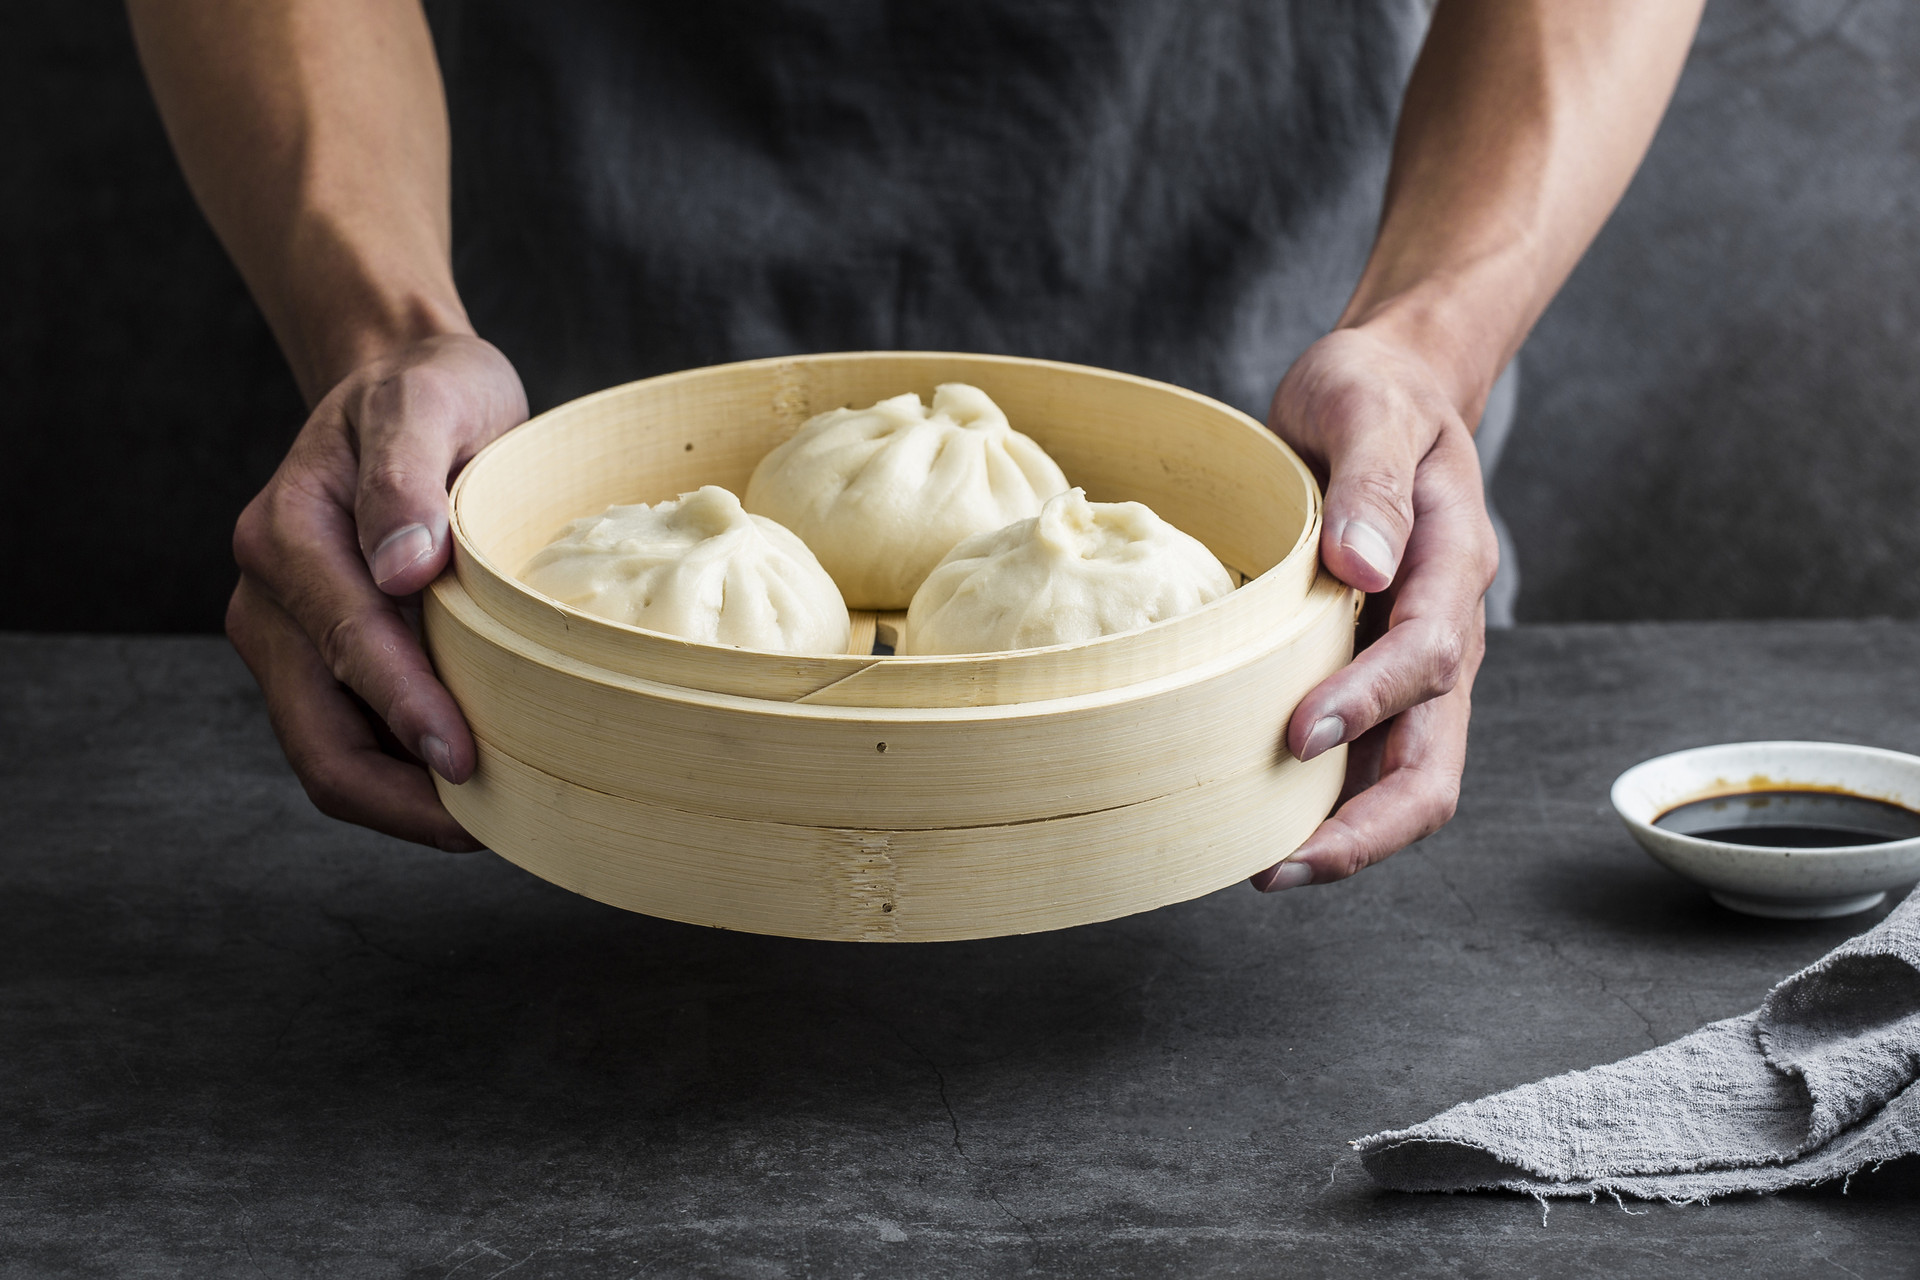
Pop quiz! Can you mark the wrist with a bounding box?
[1337,286,1513,434]
[281,285,473,408]
[254,211,473,406]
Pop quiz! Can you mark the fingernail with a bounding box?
[1301,714,1345,761]
[372,523,436,587]
[1256,862,1315,893]
[419,734,455,781]
[1338,519,1396,584]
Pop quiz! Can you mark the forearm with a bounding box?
[126,0,469,404]
[1344,0,1704,427]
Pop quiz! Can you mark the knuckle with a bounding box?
[231,495,272,574]
[242,478,316,562]
[1323,846,1370,883]
[1477,548,1500,597]
[1463,618,1488,669]
[1323,371,1415,426]
[359,456,430,506]
[223,582,254,651]
[317,611,373,687]
[1343,467,1415,531]
[1424,620,1467,695]
[1345,682,1390,738]
[1437,417,1479,458]
[297,757,354,824]
[1418,775,1461,835]
[1473,522,1501,591]
[1316,378,1380,430]
[365,362,461,430]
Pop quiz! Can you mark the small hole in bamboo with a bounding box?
[876,742,888,753]
[683,442,694,451]
[881,902,894,912]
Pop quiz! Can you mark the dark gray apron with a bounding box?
[426,1,1520,619]
[429,1,1425,413]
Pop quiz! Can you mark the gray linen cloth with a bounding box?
[1356,889,1920,1201]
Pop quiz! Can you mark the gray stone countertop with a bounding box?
[3,623,1917,1278]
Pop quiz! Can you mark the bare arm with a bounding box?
[1348,0,1704,420]
[128,0,466,399]
[1257,0,1703,888]
[128,0,526,849]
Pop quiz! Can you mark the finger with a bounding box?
[1264,678,1473,889]
[1267,328,1474,593]
[1334,718,1388,808]
[1287,616,1471,761]
[1281,377,1426,593]
[226,576,484,851]
[235,460,476,785]
[1313,449,1416,590]
[353,337,527,597]
[1248,721,1386,891]
[1287,429,1495,760]
[1384,426,1501,629]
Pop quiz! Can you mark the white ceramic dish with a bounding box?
[1610,741,1920,919]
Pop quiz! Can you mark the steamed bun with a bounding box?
[901,488,1234,655]
[520,485,850,654]
[743,383,1069,610]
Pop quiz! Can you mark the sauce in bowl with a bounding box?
[1654,788,1920,848]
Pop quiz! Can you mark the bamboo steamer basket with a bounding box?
[423,352,1359,942]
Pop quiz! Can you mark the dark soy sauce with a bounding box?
[1654,790,1920,848]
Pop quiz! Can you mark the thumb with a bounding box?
[353,343,525,597]
[1317,428,1419,595]
[355,373,462,598]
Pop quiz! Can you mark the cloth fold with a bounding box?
[1356,890,1920,1201]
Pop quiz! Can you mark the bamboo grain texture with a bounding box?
[425,568,1354,830]
[423,351,1360,941]
[434,734,1348,944]
[448,351,1321,708]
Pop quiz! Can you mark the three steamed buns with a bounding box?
[518,384,1234,655]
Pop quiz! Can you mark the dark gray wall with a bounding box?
[1499,0,1920,622]
[1,6,301,634]
[5,1,1917,632]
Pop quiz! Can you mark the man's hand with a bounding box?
[227,335,528,849]
[1251,328,1496,890]
[1246,0,1703,888]
[130,0,519,843]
